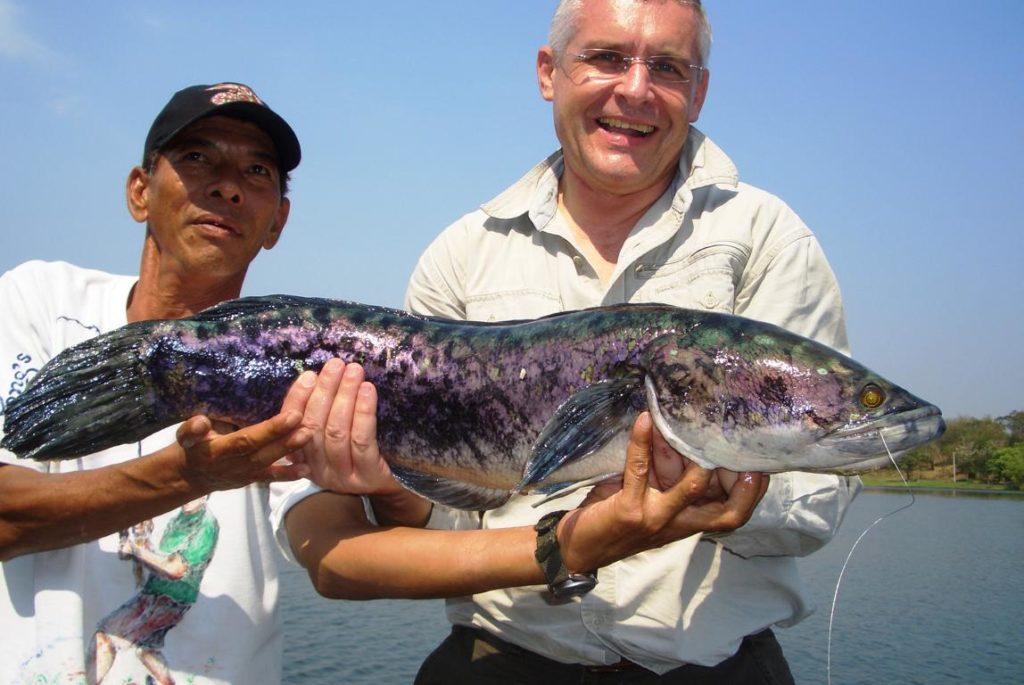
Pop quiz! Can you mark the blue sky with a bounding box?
[1,1,1021,420]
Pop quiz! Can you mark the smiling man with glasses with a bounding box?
[405,1,854,681]
[279,2,858,683]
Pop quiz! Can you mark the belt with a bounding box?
[458,625,648,674]
[585,657,644,673]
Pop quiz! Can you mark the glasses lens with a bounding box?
[565,49,619,83]
[646,58,694,84]
[567,49,696,85]
[583,49,628,75]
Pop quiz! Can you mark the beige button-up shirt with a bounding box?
[405,129,861,672]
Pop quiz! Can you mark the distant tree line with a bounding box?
[899,410,1024,488]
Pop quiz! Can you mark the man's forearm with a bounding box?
[0,449,202,561]
[287,491,546,599]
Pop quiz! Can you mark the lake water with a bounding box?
[279,491,1024,684]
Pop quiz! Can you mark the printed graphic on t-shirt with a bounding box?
[90,496,220,684]
[17,497,221,685]
[1,315,99,413]
[2,352,37,415]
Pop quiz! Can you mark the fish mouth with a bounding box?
[819,405,946,456]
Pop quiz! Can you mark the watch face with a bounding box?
[552,573,598,599]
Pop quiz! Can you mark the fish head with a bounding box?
[640,321,946,473]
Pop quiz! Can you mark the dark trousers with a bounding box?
[414,624,796,685]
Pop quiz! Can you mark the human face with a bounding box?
[538,0,709,198]
[127,116,290,282]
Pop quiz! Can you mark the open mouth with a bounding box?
[597,117,656,138]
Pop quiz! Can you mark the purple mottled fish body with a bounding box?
[1,295,945,509]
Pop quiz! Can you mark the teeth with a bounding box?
[599,117,655,134]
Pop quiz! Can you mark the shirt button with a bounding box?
[572,255,585,271]
[701,291,720,309]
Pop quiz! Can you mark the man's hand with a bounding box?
[558,412,769,573]
[647,424,748,503]
[174,406,313,492]
[279,360,431,527]
[279,359,403,494]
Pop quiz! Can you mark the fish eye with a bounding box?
[859,384,885,409]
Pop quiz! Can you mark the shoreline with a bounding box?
[862,484,1024,498]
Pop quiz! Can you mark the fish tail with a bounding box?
[1,321,166,461]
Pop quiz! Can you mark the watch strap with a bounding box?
[534,510,597,599]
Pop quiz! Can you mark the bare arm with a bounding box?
[285,412,768,600]
[285,492,539,599]
[0,402,315,561]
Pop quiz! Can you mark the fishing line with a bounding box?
[826,430,914,685]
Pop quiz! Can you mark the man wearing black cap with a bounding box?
[0,82,314,684]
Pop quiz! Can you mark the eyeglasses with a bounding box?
[565,49,704,86]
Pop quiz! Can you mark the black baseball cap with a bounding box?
[144,82,301,172]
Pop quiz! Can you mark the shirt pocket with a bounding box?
[633,241,750,312]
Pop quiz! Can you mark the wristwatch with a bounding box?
[534,510,597,599]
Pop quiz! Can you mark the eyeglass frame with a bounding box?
[563,48,705,86]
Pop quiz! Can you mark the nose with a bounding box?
[614,61,655,103]
[208,167,243,205]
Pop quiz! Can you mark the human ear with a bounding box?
[537,46,557,102]
[688,68,710,123]
[262,197,290,250]
[126,166,150,223]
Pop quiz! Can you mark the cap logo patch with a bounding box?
[206,83,264,107]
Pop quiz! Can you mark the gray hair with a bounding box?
[548,0,712,67]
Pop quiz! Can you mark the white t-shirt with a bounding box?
[0,261,284,685]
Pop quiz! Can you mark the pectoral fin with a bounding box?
[517,377,646,490]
